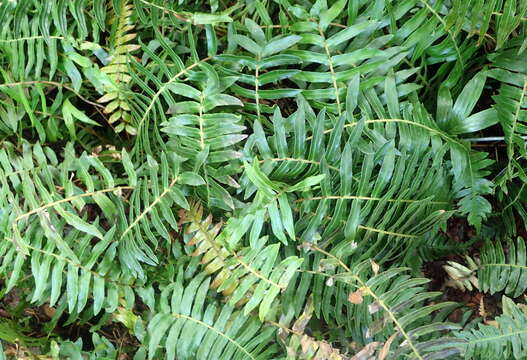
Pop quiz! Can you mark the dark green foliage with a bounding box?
[479,237,527,297]
[456,296,527,359]
[0,0,527,359]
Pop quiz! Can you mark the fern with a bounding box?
[180,202,303,320]
[455,296,527,359]
[445,0,527,52]
[296,245,465,359]
[0,142,134,315]
[218,18,303,118]
[117,150,204,276]
[160,64,246,210]
[479,237,527,297]
[145,268,280,360]
[487,42,527,186]
[1,0,527,358]
[98,0,140,135]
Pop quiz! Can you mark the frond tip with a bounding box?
[98,0,140,134]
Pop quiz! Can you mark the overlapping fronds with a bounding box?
[118,151,205,276]
[455,296,527,359]
[0,142,133,315]
[445,0,527,52]
[487,41,527,185]
[145,269,280,360]
[1,0,527,359]
[180,202,303,320]
[286,246,465,359]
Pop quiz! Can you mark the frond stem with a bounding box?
[136,56,212,134]
[120,176,180,239]
[232,250,286,289]
[295,195,448,205]
[171,313,256,359]
[306,243,424,360]
[15,186,134,223]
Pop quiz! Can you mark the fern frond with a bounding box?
[479,237,527,297]
[243,95,454,263]
[160,63,246,209]
[0,142,135,314]
[145,269,279,360]
[455,296,527,359]
[118,151,204,276]
[299,244,465,360]
[181,201,303,320]
[445,0,527,51]
[98,0,140,134]
[487,45,527,185]
[217,18,302,118]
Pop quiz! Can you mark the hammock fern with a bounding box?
[181,202,303,320]
[479,237,527,297]
[1,0,527,359]
[0,142,134,316]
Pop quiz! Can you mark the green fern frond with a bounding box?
[159,63,246,209]
[118,151,205,276]
[145,269,279,360]
[445,0,527,51]
[244,95,455,262]
[98,0,140,135]
[295,246,464,359]
[217,18,302,117]
[487,44,527,185]
[0,142,135,314]
[455,296,527,359]
[479,237,527,297]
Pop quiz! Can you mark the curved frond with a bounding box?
[289,245,465,360]
[145,269,279,360]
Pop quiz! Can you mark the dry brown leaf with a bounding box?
[370,259,380,275]
[368,301,381,314]
[316,341,343,360]
[379,333,397,360]
[351,341,381,360]
[348,290,364,304]
[42,304,56,318]
[301,334,314,353]
[485,319,499,327]
[479,296,487,320]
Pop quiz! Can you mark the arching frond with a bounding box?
[286,246,465,360]
[145,269,280,360]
